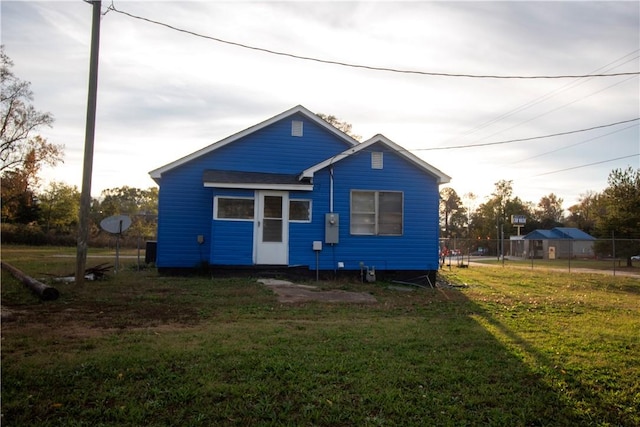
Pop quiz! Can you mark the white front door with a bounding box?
[255,191,289,265]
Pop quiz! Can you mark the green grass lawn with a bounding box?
[1,246,639,426]
[469,255,640,273]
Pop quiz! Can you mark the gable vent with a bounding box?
[371,152,383,169]
[292,120,303,137]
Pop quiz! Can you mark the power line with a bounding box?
[530,154,639,177]
[457,75,638,147]
[511,124,638,165]
[412,118,639,151]
[441,49,640,143]
[107,4,640,80]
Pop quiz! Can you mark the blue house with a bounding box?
[149,105,451,281]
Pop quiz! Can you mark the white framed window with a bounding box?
[350,190,403,235]
[214,196,254,220]
[289,199,312,222]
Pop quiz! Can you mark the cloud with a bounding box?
[2,1,638,207]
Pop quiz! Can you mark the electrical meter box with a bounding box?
[325,213,339,244]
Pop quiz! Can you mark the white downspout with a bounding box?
[329,166,334,213]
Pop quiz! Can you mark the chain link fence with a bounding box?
[439,237,640,276]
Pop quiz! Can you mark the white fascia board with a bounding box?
[204,182,313,191]
[372,135,452,184]
[299,143,368,179]
[300,134,452,184]
[149,105,359,180]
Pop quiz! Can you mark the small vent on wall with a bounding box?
[371,152,383,169]
[292,120,303,137]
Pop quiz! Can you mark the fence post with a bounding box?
[612,231,616,276]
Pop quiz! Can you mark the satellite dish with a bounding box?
[100,215,132,234]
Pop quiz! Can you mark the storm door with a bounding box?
[254,191,289,265]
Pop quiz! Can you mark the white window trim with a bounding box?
[213,196,255,221]
[350,190,404,236]
[289,199,312,223]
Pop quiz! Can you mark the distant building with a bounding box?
[521,227,596,259]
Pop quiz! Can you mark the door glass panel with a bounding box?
[263,196,282,218]
[262,196,283,242]
[263,219,283,242]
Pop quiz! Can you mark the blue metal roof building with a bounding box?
[523,227,595,259]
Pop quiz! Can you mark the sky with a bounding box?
[2,0,639,210]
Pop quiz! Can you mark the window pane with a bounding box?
[217,198,254,219]
[350,190,403,236]
[290,200,310,221]
[379,192,402,212]
[379,213,402,234]
[263,219,282,242]
[379,192,402,235]
[351,214,375,234]
[263,196,282,218]
[352,191,375,212]
[351,191,375,235]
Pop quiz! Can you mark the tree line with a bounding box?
[440,168,640,266]
[2,46,638,261]
[1,46,157,247]
[1,181,158,247]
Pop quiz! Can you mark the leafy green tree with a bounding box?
[593,167,640,266]
[38,181,80,233]
[439,187,467,238]
[534,193,564,229]
[505,197,534,234]
[470,184,508,256]
[565,191,603,234]
[96,186,158,238]
[469,180,534,256]
[487,179,512,236]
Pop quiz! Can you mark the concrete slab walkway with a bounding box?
[258,279,377,304]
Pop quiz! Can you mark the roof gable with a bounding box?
[149,105,359,182]
[300,134,451,184]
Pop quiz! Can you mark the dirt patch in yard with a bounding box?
[258,279,377,304]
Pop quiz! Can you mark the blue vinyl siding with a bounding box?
[210,189,255,265]
[155,111,444,272]
[199,113,349,174]
[290,145,441,271]
[288,191,326,266]
[156,166,213,268]
[155,115,352,268]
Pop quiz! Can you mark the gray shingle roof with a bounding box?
[203,170,311,189]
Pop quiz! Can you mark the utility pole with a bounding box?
[76,0,102,284]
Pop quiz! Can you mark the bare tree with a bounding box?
[1,46,62,174]
[316,113,362,141]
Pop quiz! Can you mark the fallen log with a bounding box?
[1,261,60,301]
